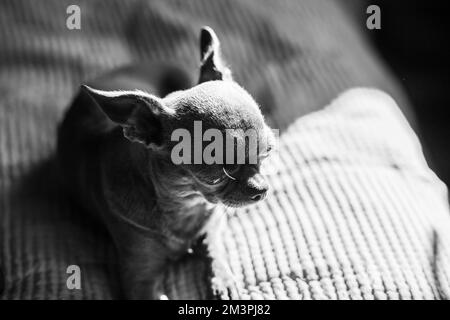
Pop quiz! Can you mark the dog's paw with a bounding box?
[211,258,241,299]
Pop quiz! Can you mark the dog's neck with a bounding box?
[133,146,216,242]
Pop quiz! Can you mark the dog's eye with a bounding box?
[210,176,225,185]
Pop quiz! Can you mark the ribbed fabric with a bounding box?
[1,0,444,299]
[159,88,450,300]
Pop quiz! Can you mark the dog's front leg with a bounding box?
[114,231,169,300]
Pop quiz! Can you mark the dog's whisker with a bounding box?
[223,167,237,180]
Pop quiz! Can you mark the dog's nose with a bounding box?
[247,175,269,202]
[250,189,267,202]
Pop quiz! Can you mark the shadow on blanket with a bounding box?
[4,156,121,299]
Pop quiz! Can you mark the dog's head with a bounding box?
[83,27,275,207]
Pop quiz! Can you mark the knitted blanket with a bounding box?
[1,0,448,299]
[160,88,450,299]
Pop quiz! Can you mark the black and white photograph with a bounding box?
[0,0,449,306]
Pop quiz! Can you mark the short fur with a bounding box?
[57,27,274,299]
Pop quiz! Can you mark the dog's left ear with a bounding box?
[198,26,232,83]
[81,85,169,149]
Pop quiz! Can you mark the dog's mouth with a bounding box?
[206,181,261,208]
[202,192,252,208]
[220,193,263,208]
[188,169,266,208]
[220,198,252,208]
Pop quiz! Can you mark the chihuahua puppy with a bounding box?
[57,27,274,299]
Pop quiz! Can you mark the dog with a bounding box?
[57,26,275,299]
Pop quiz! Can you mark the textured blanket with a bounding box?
[161,88,450,299]
[1,0,447,299]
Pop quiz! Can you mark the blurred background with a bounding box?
[355,0,450,185]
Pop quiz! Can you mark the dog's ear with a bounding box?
[81,85,168,148]
[198,26,232,83]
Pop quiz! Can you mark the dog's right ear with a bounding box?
[81,85,170,148]
[198,26,232,83]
